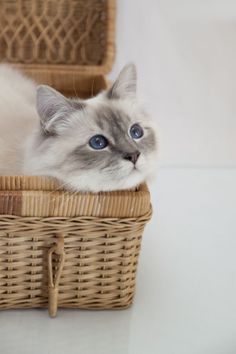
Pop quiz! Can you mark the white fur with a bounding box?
[0,64,38,175]
[0,63,157,192]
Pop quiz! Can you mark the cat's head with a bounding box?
[25,63,157,192]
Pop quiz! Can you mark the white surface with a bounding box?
[1,2,235,352]
[109,0,236,167]
[1,168,236,354]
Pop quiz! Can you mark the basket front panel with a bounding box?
[0,0,115,71]
[0,214,148,309]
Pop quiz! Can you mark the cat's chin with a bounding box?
[61,168,146,193]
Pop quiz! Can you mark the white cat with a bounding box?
[0,63,157,192]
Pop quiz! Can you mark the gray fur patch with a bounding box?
[29,65,157,192]
[66,104,156,172]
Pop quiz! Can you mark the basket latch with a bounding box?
[48,235,65,317]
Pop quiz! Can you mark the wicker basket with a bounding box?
[0,0,152,317]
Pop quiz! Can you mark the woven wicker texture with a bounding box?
[0,210,152,310]
[0,0,115,91]
[0,177,152,313]
[0,0,114,68]
[0,177,150,217]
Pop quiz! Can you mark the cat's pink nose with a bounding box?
[124,151,140,164]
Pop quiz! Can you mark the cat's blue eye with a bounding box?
[130,124,144,139]
[89,135,108,150]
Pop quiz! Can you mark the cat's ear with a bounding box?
[36,85,84,135]
[107,63,137,100]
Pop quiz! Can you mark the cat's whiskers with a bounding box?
[72,75,80,100]
[12,63,157,192]
[47,179,73,196]
[91,77,95,98]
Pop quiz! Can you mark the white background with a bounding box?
[110,0,236,167]
[0,2,236,354]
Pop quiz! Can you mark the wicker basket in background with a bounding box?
[0,0,152,317]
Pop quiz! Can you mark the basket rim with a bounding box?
[0,177,151,218]
[0,176,148,194]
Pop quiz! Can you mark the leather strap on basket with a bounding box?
[48,235,65,317]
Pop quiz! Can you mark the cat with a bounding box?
[0,63,157,192]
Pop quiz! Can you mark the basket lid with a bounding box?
[0,0,115,86]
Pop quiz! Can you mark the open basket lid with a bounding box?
[0,0,116,90]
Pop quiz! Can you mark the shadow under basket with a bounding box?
[0,176,152,317]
